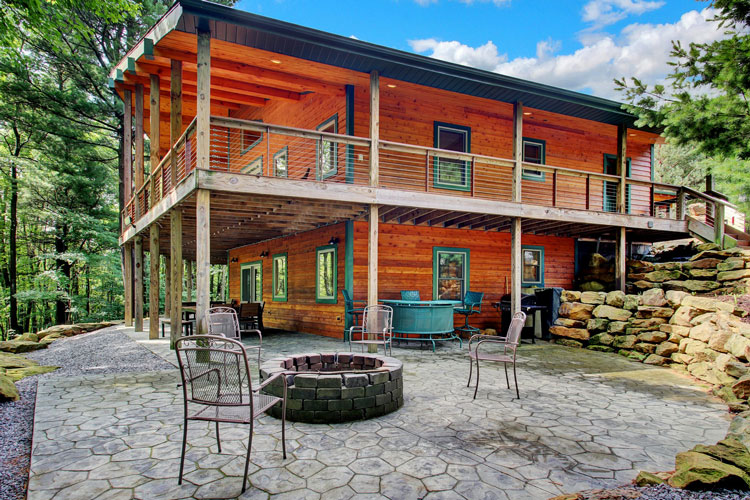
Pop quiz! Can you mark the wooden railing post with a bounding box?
[149,74,160,207]
[195,190,210,334]
[512,101,523,203]
[170,208,183,349]
[715,201,726,246]
[170,59,183,188]
[134,83,145,219]
[676,189,686,220]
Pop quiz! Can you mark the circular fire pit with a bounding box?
[259,352,403,423]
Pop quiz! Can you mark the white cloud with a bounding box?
[582,0,665,28]
[409,8,726,100]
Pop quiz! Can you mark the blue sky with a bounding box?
[235,0,724,99]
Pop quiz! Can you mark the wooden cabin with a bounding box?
[112,0,734,339]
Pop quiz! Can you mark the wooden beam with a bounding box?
[135,84,145,217]
[510,218,522,314]
[414,210,448,225]
[170,60,182,188]
[370,71,379,188]
[164,253,171,321]
[123,90,132,202]
[170,208,183,349]
[123,242,133,327]
[196,31,211,172]
[195,190,211,334]
[149,74,161,207]
[134,236,144,332]
[616,124,627,214]
[368,204,378,352]
[677,189,687,220]
[615,226,626,291]
[149,225,160,339]
[512,102,523,203]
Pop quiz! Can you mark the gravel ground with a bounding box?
[0,326,174,500]
[571,484,750,499]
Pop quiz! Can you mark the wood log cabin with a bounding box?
[112,0,738,340]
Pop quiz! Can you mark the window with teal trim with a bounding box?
[274,147,288,178]
[521,246,544,288]
[316,245,337,303]
[241,127,263,155]
[603,154,631,213]
[434,122,471,191]
[316,115,338,180]
[272,253,287,302]
[522,138,545,181]
[433,247,469,300]
[241,156,263,175]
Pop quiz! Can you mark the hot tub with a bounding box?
[380,299,462,351]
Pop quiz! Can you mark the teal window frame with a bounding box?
[272,253,288,302]
[316,114,338,180]
[240,260,263,302]
[273,146,288,178]
[240,125,263,155]
[522,137,546,182]
[432,246,470,301]
[521,245,544,288]
[433,122,471,192]
[241,156,263,175]
[315,244,338,304]
[603,154,631,214]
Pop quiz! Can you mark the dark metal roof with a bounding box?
[175,0,659,133]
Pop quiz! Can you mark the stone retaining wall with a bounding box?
[550,289,750,411]
[260,352,404,424]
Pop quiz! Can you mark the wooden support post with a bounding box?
[185,260,193,302]
[369,71,379,188]
[123,90,132,203]
[585,176,590,210]
[615,227,626,292]
[149,74,160,205]
[616,124,627,214]
[649,185,655,217]
[512,102,523,203]
[552,170,557,207]
[170,60,183,188]
[196,31,211,171]
[677,189,687,220]
[135,84,145,217]
[368,204,379,353]
[123,242,133,326]
[134,236,144,332]
[510,218,522,314]
[164,254,171,318]
[149,225,160,339]
[715,202,726,247]
[195,190,210,334]
[170,208,183,348]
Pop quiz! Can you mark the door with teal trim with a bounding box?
[603,154,631,213]
[241,262,262,302]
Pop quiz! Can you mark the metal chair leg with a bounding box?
[215,421,221,453]
[513,362,519,399]
[473,357,480,399]
[178,420,188,484]
[242,423,254,493]
[467,355,473,387]
[504,362,510,389]
[281,400,287,459]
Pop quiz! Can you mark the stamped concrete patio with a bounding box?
[27,324,730,500]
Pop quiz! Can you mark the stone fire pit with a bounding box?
[259,352,403,423]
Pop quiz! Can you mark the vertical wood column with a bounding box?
[616,124,627,214]
[149,75,160,205]
[186,261,193,302]
[134,236,144,331]
[123,90,133,204]
[196,31,211,171]
[715,202,726,246]
[149,226,160,339]
[676,189,687,220]
[170,208,183,348]
[134,84,145,218]
[170,60,183,187]
[615,227,626,292]
[512,102,523,203]
[367,71,380,352]
[369,71,379,188]
[164,254,171,318]
[510,218,522,314]
[368,205,379,352]
[123,242,133,326]
[195,190,210,334]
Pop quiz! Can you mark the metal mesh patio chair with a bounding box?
[175,335,287,494]
[349,305,394,355]
[207,307,262,368]
[455,291,484,335]
[400,290,421,301]
[342,289,366,341]
[467,311,526,399]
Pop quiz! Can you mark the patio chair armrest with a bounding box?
[256,371,288,396]
[240,328,262,344]
[351,299,367,304]
[468,334,509,352]
[188,367,221,384]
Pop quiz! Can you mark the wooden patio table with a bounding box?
[380,299,463,352]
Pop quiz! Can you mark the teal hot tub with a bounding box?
[380,300,462,352]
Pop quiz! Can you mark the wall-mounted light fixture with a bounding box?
[260,250,269,258]
[230,257,239,263]
[328,236,340,245]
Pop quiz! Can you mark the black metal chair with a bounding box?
[455,291,484,335]
[341,289,365,341]
[467,311,526,399]
[400,290,421,301]
[175,335,287,494]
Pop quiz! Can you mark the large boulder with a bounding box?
[636,306,674,319]
[670,306,700,327]
[641,289,668,307]
[605,290,625,307]
[726,362,750,379]
[561,290,581,303]
[689,322,717,343]
[643,354,667,365]
[709,331,735,354]
[644,270,685,282]
[682,296,734,313]
[0,374,19,401]
[580,281,607,292]
[727,412,750,450]
[717,257,746,272]
[683,257,723,269]
[554,318,586,328]
[0,340,46,354]
[693,438,750,475]
[558,302,595,320]
[5,365,58,382]
[732,375,750,400]
[628,260,655,272]
[719,269,750,282]
[664,280,721,292]
[666,290,688,308]
[36,324,84,339]
[630,318,667,329]
[635,342,657,354]
[656,342,679,357]
[633,280,661,290]
[623,294,640,311]
[16,333,38,342]
[689,268,719,278]
[587,318,610,332]
[608,321,628,334]
[0,352,36,369]
[660,323,690,339]
[668,451,750,489]
[593,305,632,321]
[580,291,606,305]
[589,332,615,346]
[613,335,637,349]
[726,334,750,361]
[637,331,668,343]
[549,326,590,341]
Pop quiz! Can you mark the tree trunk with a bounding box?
[9,158,19,333]
[55,224,70,325]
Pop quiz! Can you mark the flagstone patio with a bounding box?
[26,324,730,500]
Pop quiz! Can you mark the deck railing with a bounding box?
[121,116,735,236]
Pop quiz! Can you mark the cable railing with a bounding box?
[121,116,736,236]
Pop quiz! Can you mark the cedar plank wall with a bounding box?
[353,221,575,331]
[228,223,347,338]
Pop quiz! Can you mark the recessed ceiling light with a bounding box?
[523,112,532,115]
[629,133,637,136]
[387,84,396,88]
[270,59,282,64]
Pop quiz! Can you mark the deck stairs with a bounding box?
[688,217,750,249]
